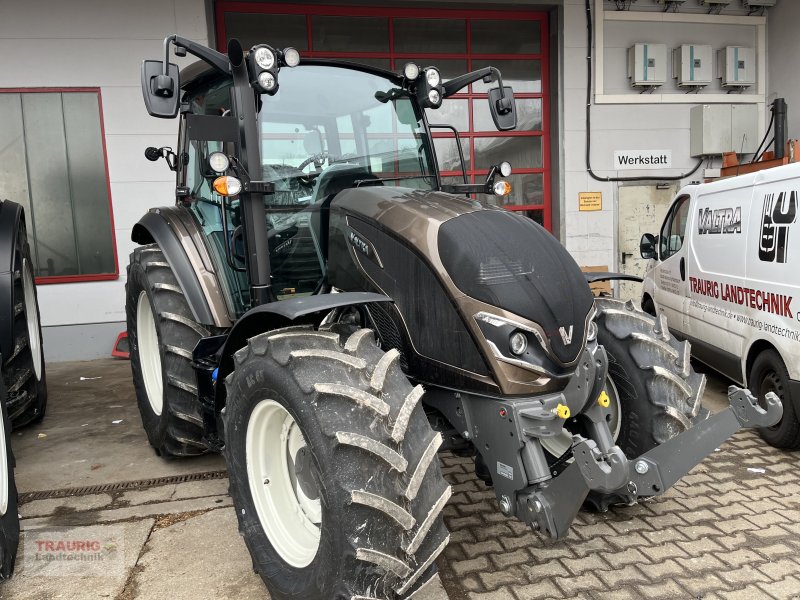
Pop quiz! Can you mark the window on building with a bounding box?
[0,89,117,282]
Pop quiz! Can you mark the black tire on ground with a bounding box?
[224,326,451,600]
[587,298,708,510]
[0,376,20,581]
[749,349,800,450]
[127,244,213,457]
[3,224,47,429]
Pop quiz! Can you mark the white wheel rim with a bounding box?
[22,259,43,381]
[0,406,8,516]
[136,291,163,416]
[541,376,623,459]
[246,400,321,568]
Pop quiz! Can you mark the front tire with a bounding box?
[586,299,708,511]
[0,376,20,581]
[127,244,212,457]
[749,350,800,450]
[224,326,450,600]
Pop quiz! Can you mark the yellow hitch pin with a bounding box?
[555,404,570,419]
[598,391,611,408]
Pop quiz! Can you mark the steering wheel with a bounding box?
[297,151,329,172]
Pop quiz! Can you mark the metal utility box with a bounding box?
[673,45,712,88]
[690,104,758,157]
[718,46,756,88]
[627,43,667,88]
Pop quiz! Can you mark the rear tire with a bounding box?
[0,376,19,581]
[587,298,708,510]
[224,326,450,599]
[127,244,213,457]
[3,225,47,429]
[749,350,800,450]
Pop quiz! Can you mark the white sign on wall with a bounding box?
[613,149,672,170]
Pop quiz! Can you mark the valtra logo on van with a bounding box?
[698,206,742,235]
[759,191,797,264]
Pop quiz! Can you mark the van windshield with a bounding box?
[257,64,437,208]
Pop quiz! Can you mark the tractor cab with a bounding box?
[142,36,517,318]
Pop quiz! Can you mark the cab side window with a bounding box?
[660,196,690,260]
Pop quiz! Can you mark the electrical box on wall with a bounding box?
[690,104,758,157]
[627,43,667,88]
[718,46,755,88]
[673,45,712,88]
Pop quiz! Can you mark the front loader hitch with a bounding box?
[518,387,783,539]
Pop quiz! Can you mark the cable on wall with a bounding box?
[584,0,704,183]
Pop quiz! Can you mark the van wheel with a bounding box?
[0,377,19,581]
[223,327,450,599]
[750,350,800,450]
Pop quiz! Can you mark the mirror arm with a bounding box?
[442,67,493,98]
[162,34,231,77]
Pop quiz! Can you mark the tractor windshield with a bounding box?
[257,64,437,209]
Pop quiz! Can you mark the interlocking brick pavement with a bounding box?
[435,428,800,600]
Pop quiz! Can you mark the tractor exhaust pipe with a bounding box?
[773,98,787,160]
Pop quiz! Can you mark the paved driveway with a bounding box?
[3,359,799,599]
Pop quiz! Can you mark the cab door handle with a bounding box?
[680,257,685,281]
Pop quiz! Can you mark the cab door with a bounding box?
[653,194,691,335]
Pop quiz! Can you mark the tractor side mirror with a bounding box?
[488,85,516,131]
[141,59,180,119]
[640,233,658,260]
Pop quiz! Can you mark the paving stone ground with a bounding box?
[435,430,800,600]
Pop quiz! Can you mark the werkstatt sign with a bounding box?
[579,192,602,211]
[613,149,672,170]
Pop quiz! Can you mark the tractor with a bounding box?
[0,198,48,581]
[129,35,783,599]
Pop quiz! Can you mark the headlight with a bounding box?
[213,176,242,197]
[425,68,441,87]
[283,47,300,67]
[403,62,420,80]
[509,331,527,356]
[499,161,512,177]
[587,319,598,342]
[493,180,511,196]
[208,152,230,173]
[254,46,276,70]
[428,89,441,105]
[257,71,276,91]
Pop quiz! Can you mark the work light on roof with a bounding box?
[254,46,276,70]
[283,47,300,68]
[425,68,441,87]
[258,71,276,91]
[403,63,420,80]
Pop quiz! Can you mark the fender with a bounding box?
[207,291,392,410]
[0,201,24,360]
[132,206,232,328]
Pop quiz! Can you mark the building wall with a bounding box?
[768,0,800,137]
[0,0,208,360]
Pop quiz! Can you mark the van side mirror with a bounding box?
[141,60,180,119]
[488,86,516,131]
[640,233,658,260]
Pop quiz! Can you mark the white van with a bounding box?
[640,162,799,449]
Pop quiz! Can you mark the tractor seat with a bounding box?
[311,163,381,203]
